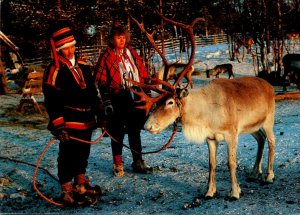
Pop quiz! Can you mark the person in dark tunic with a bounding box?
[43,21,102,205]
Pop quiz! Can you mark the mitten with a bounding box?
[57,129,70,143]
[105,105,114,117]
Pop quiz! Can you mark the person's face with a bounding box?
[113,34,126,50]
[60,44,76,60]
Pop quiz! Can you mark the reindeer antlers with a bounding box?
[157,14,205,88]
[129,13,205,115]
[124,77,175,115]
[130,15,169,69]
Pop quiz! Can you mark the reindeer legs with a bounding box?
[249,127,275,183]
[248,129,266,180]
[205,139,218,198]
[263,126,275,183]
[226,135,241,200]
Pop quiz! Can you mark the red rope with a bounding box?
[32,126,177,207]
[32,130,107,207]
[32,138,63,206]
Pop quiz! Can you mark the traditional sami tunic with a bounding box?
[43,54,101,183]
[43,55,100,133]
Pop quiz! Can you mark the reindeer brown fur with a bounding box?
[144,76,276,200]
[206,63,234,79]
[157,63,195,88]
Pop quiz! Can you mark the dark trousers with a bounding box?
[108,90,146,162]
[57,129,92,184]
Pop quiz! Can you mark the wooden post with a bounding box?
[0,59,8,95]
[159,0,165,57]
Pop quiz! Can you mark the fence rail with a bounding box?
[23,34,228,67]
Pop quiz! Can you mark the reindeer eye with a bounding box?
[167,100,174,105]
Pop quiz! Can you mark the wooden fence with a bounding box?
[23,34,228,67]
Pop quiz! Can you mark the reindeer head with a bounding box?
[144,88,189,134]
[126,14,204,133]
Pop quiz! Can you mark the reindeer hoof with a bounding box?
[227,192,241,200]
[263,176,275,184]
[225,195,239,201]
[264,179,274,184]
[225,190,244,201]
[205,192,217,200]
[264,173,275,184]
[228,186,242,200]
[247,173,262,182]
[204,193,218,200]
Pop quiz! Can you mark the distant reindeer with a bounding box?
[157,63,195,88]
[286,32,299,42]
[286,32,299,53]
[282,53,300,91]
[144,77,276,200]
[206,63,234,79]
[235,36,255,62]
[235,36,254,54]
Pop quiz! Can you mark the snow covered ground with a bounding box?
[0,44,299,214]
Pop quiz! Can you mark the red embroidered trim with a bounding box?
[65,121,96,130]
[58,55,86,89]
[52,117,64,128]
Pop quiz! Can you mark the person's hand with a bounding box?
[96,113,109,128]
[57,129,70,143]
[105,105,114,117]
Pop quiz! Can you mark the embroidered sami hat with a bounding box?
[51,26,76,51]
[48,20,76,68]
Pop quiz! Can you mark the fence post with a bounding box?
[0,59,8,95]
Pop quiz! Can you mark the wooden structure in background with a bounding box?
[18,71,44,114]
[0,31,25,95]
[0,59,8,94]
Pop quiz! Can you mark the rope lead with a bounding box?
[32,126,177,207]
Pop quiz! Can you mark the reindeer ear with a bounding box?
[176,88,189,98]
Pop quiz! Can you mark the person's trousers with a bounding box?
[108,90,146,162]
[57,129,92,184]
[109,121,143,162]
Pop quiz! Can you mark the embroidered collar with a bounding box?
[58,55,86,89]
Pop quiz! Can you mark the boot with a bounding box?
[74,174,101,205]
[132,160,154,174]
[112,163,125,177]
[61,181,75,205]
[75,174,102,196]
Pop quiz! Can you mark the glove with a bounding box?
[57,129,70,143]
[105,105,114,117]
[96,112,109,128]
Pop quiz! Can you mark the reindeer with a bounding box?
[129,13,275,200]
[286,32,299,53]
[282,53,300,91]
[144,77,276,200]
[206,63,234,79]
[235,36,254,54]
[157,63,195,88]
[235,36,255,63]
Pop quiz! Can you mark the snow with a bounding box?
[0,43,300,214]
